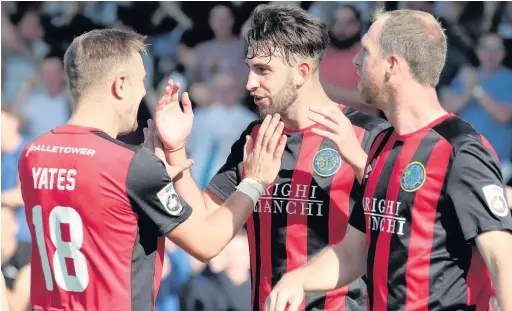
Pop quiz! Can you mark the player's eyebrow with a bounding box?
[248,62,272,70]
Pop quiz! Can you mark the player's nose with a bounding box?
[246,71,260,92]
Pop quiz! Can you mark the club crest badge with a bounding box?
[482,184,509,217]
[313,148,341,177]
[401,162,426,192]
[156,182,183,216]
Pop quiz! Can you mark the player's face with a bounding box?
[477,35,505,73]
[353,21,389,109]
[246,51,298,118]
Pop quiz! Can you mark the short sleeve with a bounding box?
[361,119,391,154]
[127,147,192,236]
[446,141,512,241]
[206,121,259,202]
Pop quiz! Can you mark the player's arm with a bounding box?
[475,231,512,311]
[162,119,256,217]
[5,266,30,311]
[132,115,286,262]
[446,140,512,311]
[1,272,10,311]
[265,200,368,311]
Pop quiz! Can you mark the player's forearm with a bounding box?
[200,191,255,258]
[171,191,255,262]
[8,267,30,311]
[165,149,210,215]
[489,255,512,311]
[291,241,366,293]
[1,273,10,311]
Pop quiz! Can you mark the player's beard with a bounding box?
[259,75,298,119]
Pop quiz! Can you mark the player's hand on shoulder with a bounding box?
[154,79,194,151]
[143,119,194,179]
[264,273,304,311]
[309,105,364,165]
[243,114,287,187]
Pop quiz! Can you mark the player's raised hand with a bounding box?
[144,119,194,179]
[308,105,363,166]
[243,114,287,187]
[154,79,193,151]
[264,274,304,311]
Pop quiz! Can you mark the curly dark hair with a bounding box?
[242,4,330,70]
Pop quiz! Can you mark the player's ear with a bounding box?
[296,61,311,88]
[386,54,400,79]
[112,75,128,100]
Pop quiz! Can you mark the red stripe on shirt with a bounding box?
[258,191,274,311]
[247,125,275,311]
[363,132,398,251]
[404,138,452,311]
[285,130,323,311]
[246,214,257,310]
[153,237,165,311]
[372,131,428,311]
[324,125,366,310]
[480,134,500,164]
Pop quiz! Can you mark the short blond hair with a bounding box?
[63,29,148,102]
[373,9,447,87]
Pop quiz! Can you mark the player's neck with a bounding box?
[384,86,447,136]
[282,83,335,130]
[68,103,120,138]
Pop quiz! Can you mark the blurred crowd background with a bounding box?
[2,1,512,311]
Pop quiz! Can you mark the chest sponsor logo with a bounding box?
[312,148,341,177]
[482,184,509,217]
[401,162,426,192]
[255,183,324,216]
[157,182,183,216]
[362,197,405,235]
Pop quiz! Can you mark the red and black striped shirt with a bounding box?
[349,114,512,311]
[207,106,390,311]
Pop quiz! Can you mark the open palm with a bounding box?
[154,79,194,150]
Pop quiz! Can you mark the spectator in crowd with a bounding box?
[441,32,512,182]
[1,109,31,242]
[435,2,481,88]
[490,1,512,69]
[308,1,374,26]
[1,6,48,105]
[12,55,71,139]
[1,206,31,311]
[156,241,193,311]
[191,4,248,83]
[319,5,375,114]
[187,71,257,189]
[180,230,251,311]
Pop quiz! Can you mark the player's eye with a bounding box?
[256,66,269,75]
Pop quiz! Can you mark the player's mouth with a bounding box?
[253,96,267,106]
